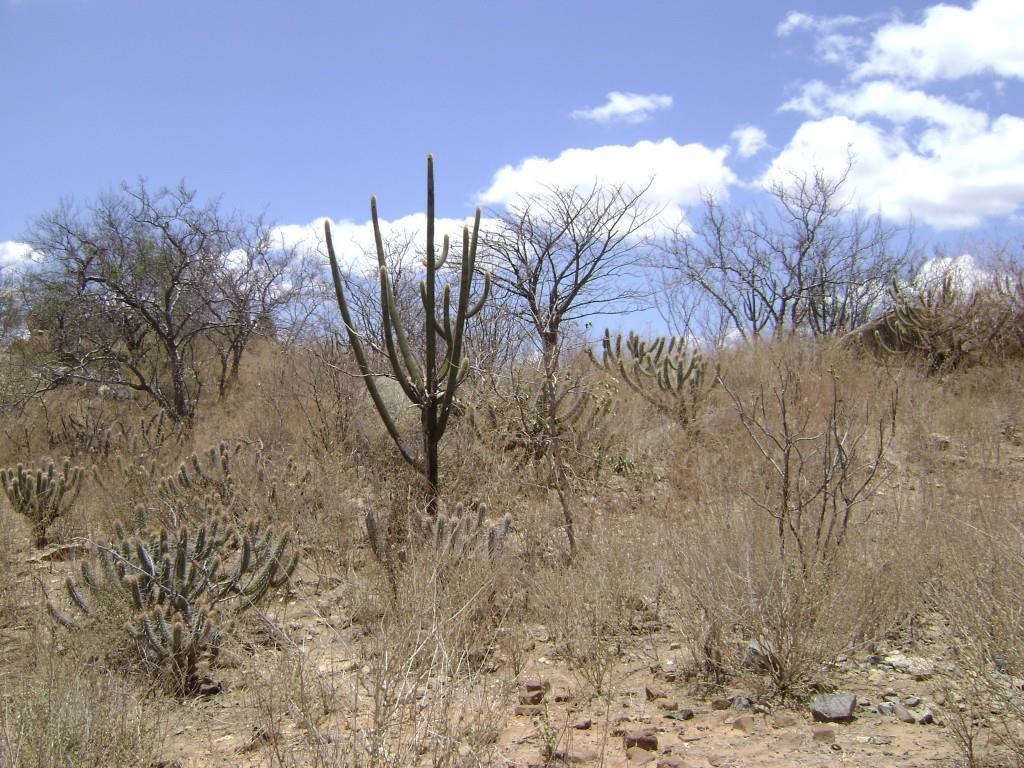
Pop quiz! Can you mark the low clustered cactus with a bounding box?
[1,458,84,547]
[49,502,298,696]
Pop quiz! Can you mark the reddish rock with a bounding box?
[520,689,545,705]
[622,727,658,751]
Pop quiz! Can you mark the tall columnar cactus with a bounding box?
[1,458,84,547]
[589,330,716,426]
[325,156,489,513]
[49,504,298,696]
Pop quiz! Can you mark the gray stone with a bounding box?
[810,693,857,723]
[892,703,916,723]
[664,709,694,721]
[877,702,895,716]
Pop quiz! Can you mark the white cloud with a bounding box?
[769,2,1024,230]
[916,253,990,293]
[730,125,768,158]
[478,139,737,230]
[571,91,673,124]
[776,11,869,67]
[273,213,480,275]
[764,110,1024,229]
[854,0,1024,82]
[782,80,989,138]
[0,241,33,268]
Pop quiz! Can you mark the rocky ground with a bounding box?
[134,592,992,768]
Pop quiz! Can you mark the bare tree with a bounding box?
[661,164,910,343]
[24,181,274,420]
[0,262,24,348]
[480,182,656,557]
[204,226,317,396]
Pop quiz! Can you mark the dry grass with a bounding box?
[0,327,1023,766]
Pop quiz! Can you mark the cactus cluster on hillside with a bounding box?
[874,276,976,373]
[159,441,241,507]
[1,458,84,546]
[364,501,512,575]
[48,503,298,696]
[471,375,609,465]
[589,330,716,426]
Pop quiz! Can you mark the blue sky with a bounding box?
[2,0,1022,270]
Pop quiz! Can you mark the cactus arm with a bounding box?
[371,197,423,398]
[437,211,484,437]
[325,219,421,471]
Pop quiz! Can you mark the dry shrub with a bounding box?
[669,341,905,699]
[532,523,666,697]
[0,650,164,768]
[670,499,904,700]
[931,499,1024,767]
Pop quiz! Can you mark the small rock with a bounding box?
[742,640,778,673]
[869,734,893,745]
[810,693,856,723]
[710,698,731,710]
[622,728,658,751]
[892,703,916,724]
[772,712,798,728]
[523,680,550,692]
[520,690,545,705]
[812,726,836,744]
[918,709,935,725]
[877,702,895,716]
[664,709,694,722]
[903,696,921,707]
[657,759,687,768]
[732,714,755,734]
[626,746,657,763]
[858,697,871,708]
[732,696,753,710]
[646,685,667,701]
[656,698,679,710]
[573,718,592,730]
[668,642,682,651]
[882,653,934,680]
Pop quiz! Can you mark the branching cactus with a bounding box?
[875,276,976,373]
[364,501,512,572]
[159,441,241,506]
[589,330,717,426]
[48,503,298,696]
[326,155,490,514]
[471,376,604,464]
[415,501,513,559]
[1,458,84,546]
